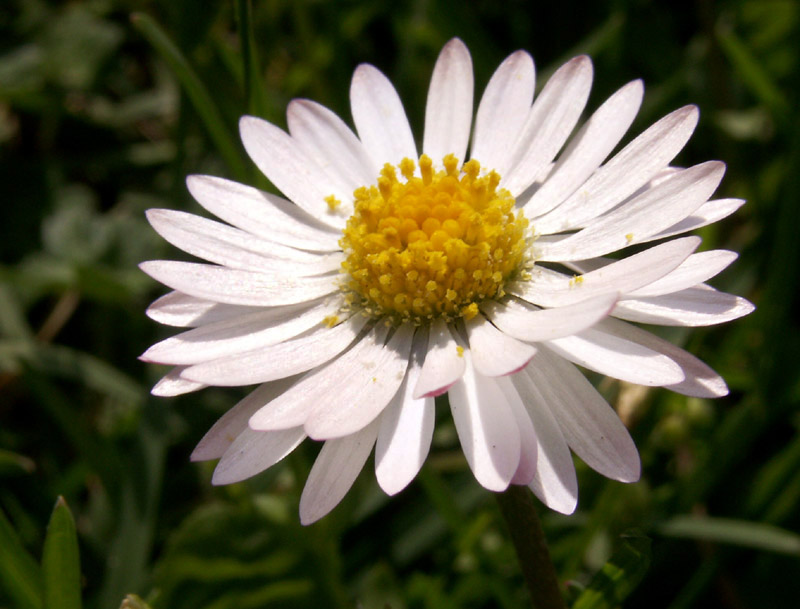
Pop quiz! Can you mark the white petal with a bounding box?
[350,64,417,167]
[141,298,342,365]
[509,370,578,514]
[146,209,343,274]
[482,293,617,342]
[146,291,259,328]
[502,56,593,197]
[495,375,538,485]
[596,317,729,397]
[534,105,699,234]
[423,38,474,163]
[375,333,435,495]
[536,162,725,261]
[151,366,206,396]
[181,314,368,386]
[523,80,643,218]
[470,50,535,175]
[413,319,466,398]
[465,313,537,376]
[287,98,377,202]
[517,237,700,307]
[139,261,339,307]
[523,347,640,482]
[299,420,379,525]
[186,175,339,251]
[546,328,685,386]
[642,198,746,242]
[191,376,298,461]
[212,426,306,485]
[615,286,755,326]
[239,116,347,228]
[305,323,415,439]
[448,350,521,491]
[628,250,738,297]
[249,324,386,432]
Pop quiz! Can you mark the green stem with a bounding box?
[495,486,567,609]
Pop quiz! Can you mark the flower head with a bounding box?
[141,39,753,524]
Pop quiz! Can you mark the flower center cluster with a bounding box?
[339,154,529,324]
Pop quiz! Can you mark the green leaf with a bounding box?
[0,507,43,609]
[42,497,82,609]
[655,515,800,556]
[0,340,145,407]
[130,12,247,180]
[572,532,651,609]
[716,24,790,121]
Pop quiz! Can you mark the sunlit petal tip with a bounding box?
[419,383,456,399]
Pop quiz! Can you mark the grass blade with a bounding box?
[130,12,247,180]
[42,497,82,609]
[0,507,43,609]
[236,0,270,117]
[655,515,800,556]
[572,532,651,609]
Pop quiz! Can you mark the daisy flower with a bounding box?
[140,39,753,524]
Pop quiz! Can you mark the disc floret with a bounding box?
[339,154,530,324]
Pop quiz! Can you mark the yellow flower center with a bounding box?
[339,154,530,324]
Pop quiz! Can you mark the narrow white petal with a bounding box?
[470,50,535,175]
[305,324,415,439]
[191,376,298,461]
[482,293,617,342]
[139,261,339,307]
[413,318,465,398]
[641,198,746,242]
[249,324,388,432]
[299,420,379,525]
[151,366,206,396]
[510,371,578,514]
[503,56,594,197]
[534,105,699,234]
[141,298,341,365]
[596,317,729,397]
[523,348,641,482]
[536,162,725,261]
[350,64,417,167]
[523,80,643,218]
[375,333,435,495]
[615,286,755,326]
[465,314,537,376]
[628,250,738,297]
[423,38,474,163]
[146,209,342,274]
[181,314,368,386]
[546,328,685,386]
[212,427,306,485]
[287,99,377,202]
[448,350,521,491]
[239,116,347,227]
[516,237,700,307]
[496,375,539,485]
[186,175,339,251]
[146,291,259,328]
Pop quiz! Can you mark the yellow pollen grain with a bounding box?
[323,315,340,327]
[338,154,530,324]
[325,195,342,211]
[456,345,464,357]
[625,233,634,244]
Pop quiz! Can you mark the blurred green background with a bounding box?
[1,1,797,608]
